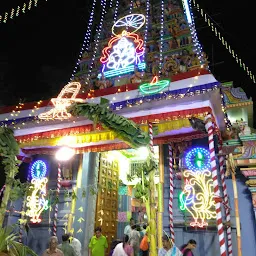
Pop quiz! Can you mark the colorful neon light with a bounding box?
[30,160,47,179]
[185,147,211,172]
[179,170,216,227]
[26,178,49,223]
[38,82,84,120]
[101,30,144,68]
[139,76,170,94]
[99,14,145,79]
[111,14,146,36]
[98,62,146,79]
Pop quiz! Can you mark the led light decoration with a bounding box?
[26,177,49,223]
[179,170,216,227]
[185,147,211,171]
[30,160,47,179]
[139,76,170,94]
[99,14,145,79]
[38,82,84,120]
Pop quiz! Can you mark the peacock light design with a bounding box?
[179,147,216,227]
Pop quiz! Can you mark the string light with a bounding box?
[85,0,107,86]
[181,0,205,66]
[142,0,150,65]
[0,0,47,24]
[112,0,120,24]
[191,0,255,83]
[179,170,216,227]
[69,0,98,81]
[159,0,164,76]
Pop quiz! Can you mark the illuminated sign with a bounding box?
[139,76,170,94]
[26,178,49,223]
[179,147,216,228]
[185,147,211,171]
[179,170,216,227]
[99,14,145,79]
[30,160,47,179]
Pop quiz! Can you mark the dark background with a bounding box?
[0,0,255,123]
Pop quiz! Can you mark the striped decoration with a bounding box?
[168,144,175,242]
[205,114,227,256]
[53,163,61,236]
[219,144,233,256]
[148,122,154,153]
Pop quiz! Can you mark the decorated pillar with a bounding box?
[205,114,227,256]
[148,122,157,256]
[53,163,61,236]
[157,145,165,248]
[218,144,233,256]
[168,144,175,242]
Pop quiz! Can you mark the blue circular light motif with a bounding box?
[30,160,47,179]
[185,147,211,171]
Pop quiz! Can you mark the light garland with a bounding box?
[181,0,204,66]
[191,0,255,83]
[142,0,150,64]
[159,0,165,75]
[112,0,120,23]
[85,0,107,86]
[179,169,216,227]
[0,0,47,24]
[69,0,98,81]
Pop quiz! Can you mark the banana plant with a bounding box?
[0,127,20,227]
[67,100,150,148]
[0,225,37,256]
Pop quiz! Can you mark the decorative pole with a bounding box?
[204,114,227,256]
[219,144,233,256]
[227,153,242,256]
[168,144,175,242]
[0,185,6,198]
[19,171,30,243]
[148,122,157,256]
[53,163,61,236]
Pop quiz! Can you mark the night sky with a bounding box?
[0,0,255,117]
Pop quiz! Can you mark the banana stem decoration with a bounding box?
[0,127,20,227]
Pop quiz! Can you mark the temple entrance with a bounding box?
[95,146,159,253]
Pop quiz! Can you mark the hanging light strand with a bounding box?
[112,0,120,24]
[85,0,107,87]
[142,0,150,64]
[158,0,164,76]
[0,0,47,24]
[191,0,255,83]
[129,0,134,14]
[181,0,205,67]
[69,0,98,81]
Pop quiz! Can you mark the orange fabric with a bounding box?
[140,235,149,251]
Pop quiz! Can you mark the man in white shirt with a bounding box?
[68,233,82,256]
[124,218,135,237]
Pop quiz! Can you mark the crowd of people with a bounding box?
[42,218,197,256]
[42,233,82,256]
[90,218,197,256]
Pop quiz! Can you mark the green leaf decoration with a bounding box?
[82,187,86,198]
[67,101,150,148]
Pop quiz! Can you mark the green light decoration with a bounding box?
[139,76,170,94]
